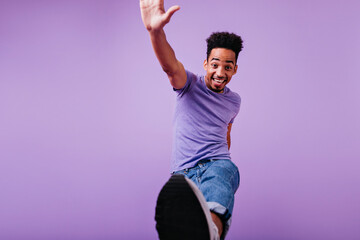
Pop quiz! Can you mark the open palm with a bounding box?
[140,0,180,31]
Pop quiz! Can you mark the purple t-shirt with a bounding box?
[171,70,241,172]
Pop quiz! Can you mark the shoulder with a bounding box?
[174,70,203,95]
[185,70,202,84]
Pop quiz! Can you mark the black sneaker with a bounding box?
[155,174,219,240]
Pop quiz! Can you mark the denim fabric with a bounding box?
[173,159,240,239]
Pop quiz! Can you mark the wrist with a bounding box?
[148,28,164,36]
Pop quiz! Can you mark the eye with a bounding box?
[211,63,218,68]
[225,66,232,70]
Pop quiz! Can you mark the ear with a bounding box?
[203,59,208,71]
[233,65,238,75]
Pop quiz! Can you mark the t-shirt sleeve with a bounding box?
[173,70,196,96]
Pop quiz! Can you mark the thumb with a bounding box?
[163,5,180,23]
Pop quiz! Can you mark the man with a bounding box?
[140,0,243,239]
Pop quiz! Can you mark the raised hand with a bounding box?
[140,0,180,31]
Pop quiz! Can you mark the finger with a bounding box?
[164,5,180,23]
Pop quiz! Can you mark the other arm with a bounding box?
[227,123,232,150]
[140,0,187,89]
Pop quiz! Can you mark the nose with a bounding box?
[216,67,225,78]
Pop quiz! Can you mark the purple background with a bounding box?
[1,0,359,239]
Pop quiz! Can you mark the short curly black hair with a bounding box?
[206,32,243,62]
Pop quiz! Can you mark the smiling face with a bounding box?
[203,48,238,93]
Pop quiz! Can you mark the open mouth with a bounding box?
[212,78,226,85]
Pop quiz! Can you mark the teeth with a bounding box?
[213,79,224,83]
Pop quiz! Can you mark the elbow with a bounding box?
[162,60,182,77]
[162,67,173,76]
[162,64,178,77]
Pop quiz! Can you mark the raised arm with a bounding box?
[140,0,187,89]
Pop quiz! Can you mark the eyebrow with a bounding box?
[211,58,234,65]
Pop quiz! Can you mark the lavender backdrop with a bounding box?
[1,0,359,239]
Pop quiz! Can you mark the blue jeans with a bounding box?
[173,159,240,239]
